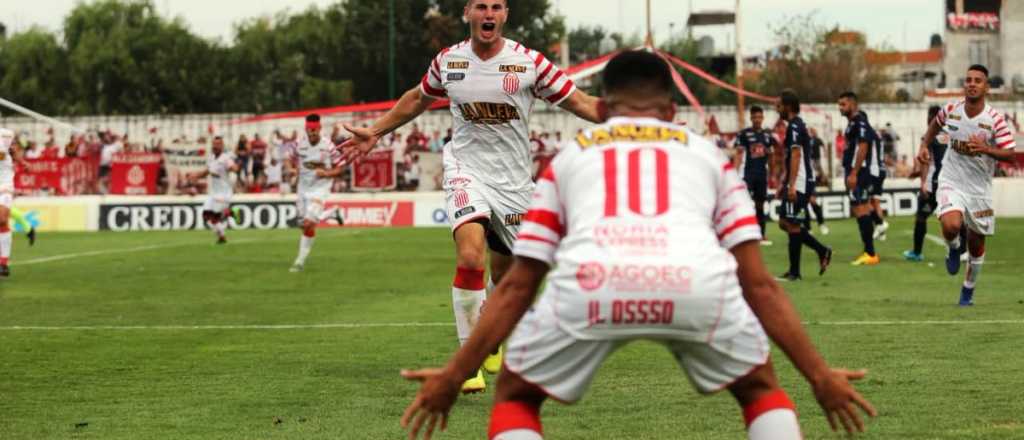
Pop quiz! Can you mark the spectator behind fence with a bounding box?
[403,154,421,191]
[429,130,444,152]
[250,133,267,183]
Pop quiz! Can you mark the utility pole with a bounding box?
[735,0,745,128]
[388,0,396,99]
[645,0,653,48]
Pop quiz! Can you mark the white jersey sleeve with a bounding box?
[514,164,566,264]
[420,48,449,99]
[0,128,14,190]
[714,160,761,249]
[531,52,577,105]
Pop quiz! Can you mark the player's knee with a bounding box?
[302,221,316,235]
[494,370,548,407]
[727,361,781,407]
[456,247,487,270]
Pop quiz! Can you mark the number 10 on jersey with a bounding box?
[603,147,670,218]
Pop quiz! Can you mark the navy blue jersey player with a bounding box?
[733,105,776,244]
[838,91,881,266]
[775,90,832,281]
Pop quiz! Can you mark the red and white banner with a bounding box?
[110,153,162,195]
[15,157,99,195]
[350,149,396,191]
[323,200,414,227]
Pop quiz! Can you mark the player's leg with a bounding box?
[904,193,934,261]
[489,370,549,440]
[960,233,985,306]
[747,179,770,245]
[202,198,227,244]
[481,247,513,374]
[936,186,967,275]
[850,178,878,265]
[0,203,11,276]
[291,196,322,272]
[9,206,35,246]
[809,195,828,233]
[728,361,801,439]
[451,221,490,391]
[778,199,803,281]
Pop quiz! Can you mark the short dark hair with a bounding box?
[306,113,321,123]
[780,89,800,113]
[750,105,764,115]
[839,91,858,101]
[927,105,942,123]
[968,64,989,77]
[602,50,673,97]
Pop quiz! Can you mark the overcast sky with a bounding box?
[1,0,944,55]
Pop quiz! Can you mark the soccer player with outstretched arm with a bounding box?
[0,128,27,277]
[399,50,874,440]
[340,0,602,393]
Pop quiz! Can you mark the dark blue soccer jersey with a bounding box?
[733,127,775,181]
[783,116,816,194]
[843,111,881,176]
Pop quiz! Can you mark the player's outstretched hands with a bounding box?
[339,123,380,164]
[812,368,877,435]
[400,368,462,440]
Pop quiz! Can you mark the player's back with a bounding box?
[518,117,761,342]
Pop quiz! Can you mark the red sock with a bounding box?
[454,266,485,290]
[303,228,316,238]
[743,389,800,439]
[489,401,542,440]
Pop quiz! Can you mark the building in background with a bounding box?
[943,0,1024,92]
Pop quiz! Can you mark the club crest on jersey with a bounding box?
[447,72,466,81]
[453,189,470,208]
[502,73,520,95]
[447,61,469,69]
[458,102,522,125]
[499,64,527,73]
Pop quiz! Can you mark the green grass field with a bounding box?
[2,217,1023,439]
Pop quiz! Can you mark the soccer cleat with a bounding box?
[902,250,924,262]
[775,272,801,282]
[289,262,304,273]
[333,209,345,226]
[851,253,880,266]
[27,227,36,246]
[217,237,227,245]
[483,346,503,374]
[945,246,961,275]
[958,286,975,307]
[818,247,833,276]
[759,240,773,247]
[0,265,9,277]
[819,224,830,235]
[461,369,486,394]
[873,221,889,241]
[230,206,242,224]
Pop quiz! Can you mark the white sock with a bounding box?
[213,221,226,238]
[493,430,543,440]
[0,229,11,263]
[747,409,801,440]
[453,287,485,345]
[947,235,961,252]
[318,207,338,222]
[296,235,315,264]
[964,254,984,289]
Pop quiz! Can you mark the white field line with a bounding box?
[11,230,362,266]
[3,320,1024,331]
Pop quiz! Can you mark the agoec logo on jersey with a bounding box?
[576,262,692,293]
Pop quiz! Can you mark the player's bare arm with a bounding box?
[917,157,930,195]
[315,163,345,179]
[340,87,438,162]
[786,145,800,201]
[189,169,210,183]
[847,140,869,189]
[967,133,1017,162]
[731,241,877,433]
[401,256,550,440]
[558,90,604,123]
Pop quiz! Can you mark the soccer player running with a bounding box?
[8,207,37,246]
[776,90,832,281]
[0,128,27,277]
[916,64,1017,306]
[399,51,874,440]
[838,92,882,266]
[903,105,948,262]
[288,114,345,273]
[189,136,239,245]
[733,105,776,245]
[341,0,601,393]
[807,127,829,235]
[869,131,890,241]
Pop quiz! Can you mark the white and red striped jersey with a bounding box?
[288,136,343,196]
[0,128,14,190]
[513,116,762,342]
[422,39,576,192]
[206,152,235,198]
[936,99,1017,196]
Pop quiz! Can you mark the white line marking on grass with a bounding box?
[925,233,948,248]
[4,320,1024,331]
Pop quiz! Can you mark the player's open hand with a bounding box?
[966,133,989,156]
[916,145,931,165]
[845,174,857,191]
[339,123,380,164]
[400,368,462,440]
[812,368,877,434]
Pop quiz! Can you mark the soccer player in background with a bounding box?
[838,92,882,266]
[341,0,602,393]
[189,136,239,245]
[776,91,832,281]
[399,51,874,440]
[288,114,345,273]
[903,105,948,262]
[807,127,829,235]
[8,207,37,246]
[733,105,776,245]
[916,64,1017,306]
[0,127,26,277]
[869,128,890,241]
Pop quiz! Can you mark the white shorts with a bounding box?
[444,170,530,251]
[936,186,995,236]
[202,195,231,215]
[296,193,327,223]
[503,298,769,403]
[0,189,11,209]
